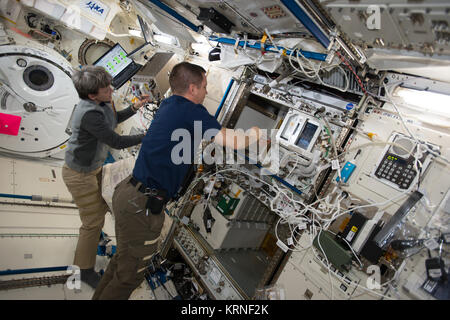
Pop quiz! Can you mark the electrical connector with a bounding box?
[425,258,447,282]
[391,239,422,251]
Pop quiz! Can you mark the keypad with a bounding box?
[375,153,416,189]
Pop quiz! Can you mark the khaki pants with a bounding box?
[62,164,109,269]
[92,175,165,300]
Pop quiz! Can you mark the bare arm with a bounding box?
[213,126,261,150]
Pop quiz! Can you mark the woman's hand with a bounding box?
[132,94,151,111]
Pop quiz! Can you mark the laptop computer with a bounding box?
[93,43,142,89]
[127,15,153,58]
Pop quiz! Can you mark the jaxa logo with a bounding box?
[85,1,105,15]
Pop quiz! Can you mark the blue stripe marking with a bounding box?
[215,79,235,119]
[280,0,330,48]
[0,266,69,276]
[0,193,32,200]
[209,36,326,61]
[146,0,199,32]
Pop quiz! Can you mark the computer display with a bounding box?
[93,43,142,89]
[93,43,133,78]
[296,121,319,150]
[138,15,152,44]
[126,15,153,58]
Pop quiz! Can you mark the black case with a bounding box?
[197,7,235,34]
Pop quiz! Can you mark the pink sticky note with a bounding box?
[0,113,22,136]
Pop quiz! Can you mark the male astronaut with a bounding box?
[93,62,262,299]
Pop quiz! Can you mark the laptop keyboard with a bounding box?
[113,63,142,89]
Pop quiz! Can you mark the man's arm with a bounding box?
[213,126,261,150]
[82,111,144,149]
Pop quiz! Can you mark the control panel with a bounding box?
[277,109,322,157]
[174,226,244,300]
[275,231,386,300]
[251,75,353,118]
[375,153,417,190]
[373,132,437,190]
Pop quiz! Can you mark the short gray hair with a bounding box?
[72,65,112,100]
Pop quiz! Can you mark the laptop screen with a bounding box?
[93,43,133,78]
[138,15,152,44]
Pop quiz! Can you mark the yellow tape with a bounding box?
[261,34,268,44]
[260,33,268,54]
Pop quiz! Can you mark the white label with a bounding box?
[331,160,340,170]
[287,237,293,246]
[424,238,439,250]
[423,280,437,292]
[209,267,221,285]
[180,216,190,225]
[345,231,356,242]
[429,268,442,278]
[276,240,289,253]
[207,220,212,229]
[297,223,307,230]
[253,75,267,84]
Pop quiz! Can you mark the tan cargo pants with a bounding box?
[92,175,165,300]
[62,164,109,269]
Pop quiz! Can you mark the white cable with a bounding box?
[321,116,342,182]
[188,158,408,300]
[287,45,349,92]
[264,28,282,54]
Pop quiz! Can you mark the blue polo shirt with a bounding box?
[133,95,222,198]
